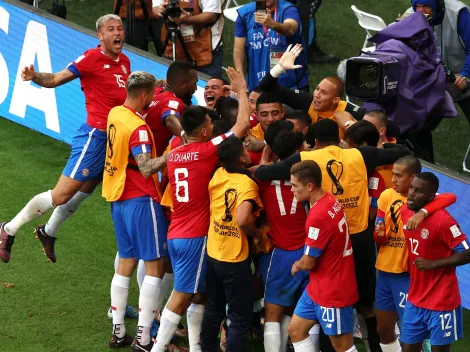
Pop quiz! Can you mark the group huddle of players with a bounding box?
[1,13,469,352]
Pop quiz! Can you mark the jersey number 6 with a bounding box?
[175,168,189,203]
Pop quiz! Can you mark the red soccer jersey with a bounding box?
[258,180,307,250]
[167,132,233,240]
[145,88,186,156]
[250,114,259,129]
[120,122,160,202]
[402,206,468,311]
[67,47,130,129]
[304,193,359,308]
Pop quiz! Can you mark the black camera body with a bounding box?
[165,0,182,19]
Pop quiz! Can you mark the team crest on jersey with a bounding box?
[81,169,89,177]
[121,65,127,74]
[420,228,429,239]
[308,227,320,240]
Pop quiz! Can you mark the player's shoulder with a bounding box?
[119,52,131,62]
[81,47,101,59]
[430,208,455,224]
[309,194,341,221]
[379,188,397,202]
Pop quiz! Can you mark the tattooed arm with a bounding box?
[21,65,76,88]
[135,153,169,178]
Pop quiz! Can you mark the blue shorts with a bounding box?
[401,302,463,346]
[260,247,309,307]
[375,270,410,321]
[168,237,207,294]
[294,290,355,336]
[62,123,107,182]
[111,196,168,261]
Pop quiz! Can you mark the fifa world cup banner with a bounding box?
[2,0,470,309]
[0,0,208,145]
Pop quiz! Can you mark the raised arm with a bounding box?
[234,36,246,76]
[135,153,169,178]
[21,64,76,88]
[259,45,313,111]
[226,67,251,139]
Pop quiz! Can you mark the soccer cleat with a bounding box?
[0,222,15,263]
[109,333,133,349]
[131,339,154,352]
[34,224,56,263]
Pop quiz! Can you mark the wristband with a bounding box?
[180,130,186,137]
[270,64,285,78]
[420,208,429,217]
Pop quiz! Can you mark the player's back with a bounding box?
[259,180,307,250]
[166,140,220,240]
[70,47,130,129]
[402,207,467,311]
[305,193,358,307]
[145,88,185,156]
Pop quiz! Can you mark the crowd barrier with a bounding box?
[1,0,470,309]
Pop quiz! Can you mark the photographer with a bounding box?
[152,0,224,77]
[234,0,309,92]
[413,0,470,126]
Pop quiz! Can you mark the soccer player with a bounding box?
[257,129,311,352]
[245,92,286,165]
[248,86,263,128]
[102,71,169,351]
[145,61,198,157]
[151,67,251,352]
[201,137,264,352]
[374,157,456,352]
[288,160,359,352]
[400,172,470,352]
[0,14,129,263]
[204,76,230,109]
[255,119,411,352]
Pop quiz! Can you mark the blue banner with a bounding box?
[0,0,208,145]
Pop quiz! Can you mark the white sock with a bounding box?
[152,308,182,351]
[187,303,205,352]
[292,336,314,352]
[137,276,162,345]
[136,260,146,290]
[380,339,402,352]
[111,274,131,337]
[264,322,281,352]
[44,191,90,237]
[345,346,359,352]
[280,315,291,352]
[5,190,54,236]
[308,324,320,352]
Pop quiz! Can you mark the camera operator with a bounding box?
[152,0,224,77]
[114,0,164,53]
[233,0,309,92]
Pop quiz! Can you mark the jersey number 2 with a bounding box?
[114,74,126,88]
[339,216,353,258]
[175,168,189,203]
[271,181,297,216]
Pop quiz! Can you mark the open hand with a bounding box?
[279,44,303,71]
[225,67,247,93]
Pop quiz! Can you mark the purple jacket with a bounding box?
[363,11,457,134]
